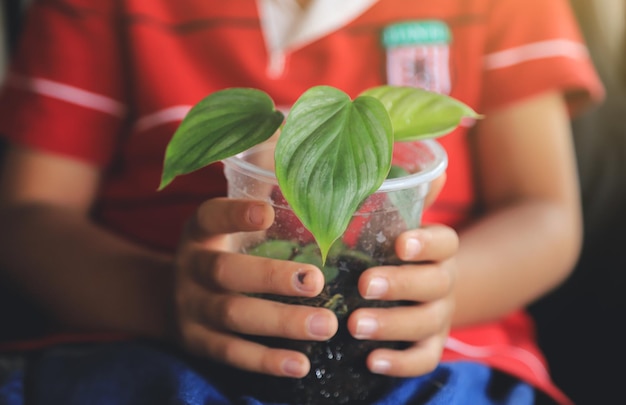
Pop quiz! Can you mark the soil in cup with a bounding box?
[228,239,411,405]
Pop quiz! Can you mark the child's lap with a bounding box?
[0,341,543,405]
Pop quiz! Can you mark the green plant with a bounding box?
[159,85,480,262]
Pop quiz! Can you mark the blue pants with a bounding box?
[0,341,540,405]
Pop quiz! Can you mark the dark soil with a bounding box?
[217,247,410,404]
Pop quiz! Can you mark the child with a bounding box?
[0,0,603,404]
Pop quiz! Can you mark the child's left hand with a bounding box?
[349,224,458,377]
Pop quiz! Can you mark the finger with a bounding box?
[424,172,446,208]
[347,300,450,342]
[192,294,337,341]
[365,333,447,377]
[186,198,275,241]
[190,250,324,297]
[358,263,454,302]
[183,323,311,378]
[395,224,459,262]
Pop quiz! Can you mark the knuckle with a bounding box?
[275,304,306,338]
[262,262,280,290]
[429,302,450,332]
[180,325,212,359]
[277,313,294,337]
[219,339,241,365]
[425,340,445,370]
[398,346,440,377]
[259,349,280,375]
[420,352,440,375]
[435,264,454,296]
[173,283,202,325]
[205,252,227,286]
[395,360,415,376]
[213,296,240,331]
[440,269,455,297]
[196,199,221,229]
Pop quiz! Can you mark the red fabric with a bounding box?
[443,311,573,405]
[0,1,604,403]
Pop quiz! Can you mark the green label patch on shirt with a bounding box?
[382,20,451,47]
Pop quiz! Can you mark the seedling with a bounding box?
[159,85,480,263]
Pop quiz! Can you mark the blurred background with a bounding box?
[0,0,624,403]
[529,1,626,404]
[1,1,30,83]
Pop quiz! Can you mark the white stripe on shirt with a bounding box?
[133,105,192,133]
[445,336,550,382]
[484,39,589,70]
[133,104,294,133]
[5,73,126,117]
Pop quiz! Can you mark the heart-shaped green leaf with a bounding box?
[275,86,393,263]
[361,85,482,141]
[159,88,284,190]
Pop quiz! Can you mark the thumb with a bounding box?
[185,198,275,242]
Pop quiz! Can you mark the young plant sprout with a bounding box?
[159,85,481,263]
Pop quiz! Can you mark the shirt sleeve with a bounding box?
[480,0,604,116]
[0,0,127,167]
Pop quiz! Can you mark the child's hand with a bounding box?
[348,224,458,376]
[172,197,338,378]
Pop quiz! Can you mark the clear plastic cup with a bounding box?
[221,138,447,404]
[223,139,447,260]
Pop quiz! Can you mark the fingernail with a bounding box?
[282,358,307,377]
[365,277,389,299]
[248,204,266,226]
[294,269,318,293]
[308,314,333,338]
[355,317,378,339]
[405,237,422,258]
[371,358,392,374]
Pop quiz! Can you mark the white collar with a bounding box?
[257,0,379,76]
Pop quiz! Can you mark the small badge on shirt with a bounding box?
[383,20,452,94]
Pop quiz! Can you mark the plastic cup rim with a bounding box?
[222,138,448,193]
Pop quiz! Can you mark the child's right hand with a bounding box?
[172,197,338,377]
